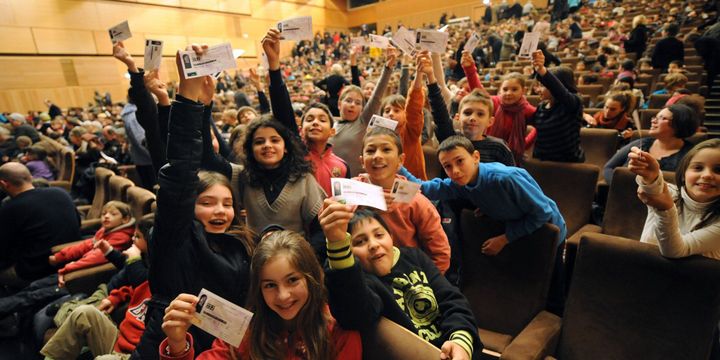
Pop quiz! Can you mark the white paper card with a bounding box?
[464,32,481,53]
[368,34,391,49]
[277,16,313,41]
[350,36,370,47]
[179,43,236,79]
[390,179,420,203]
[368,115,398,131]
[393,27,417,55]
[143,39,163,72]
[192,288,253,348]
[415,29,450,54]
[108,21,132,43]
[259,52,269,70]
[331,178,387,211]
[518,32,540,58]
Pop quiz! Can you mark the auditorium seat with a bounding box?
[423,145,442,179]
[460,211,561,359]
[523,159,599,239]
[78,167,114,233]
[108,175,134,203]
[579,128,618,185]
[361,317,441,360]
[549,233,720,360]
[647,93,671,109]
[577,85,603,104]
[126,186,156,220]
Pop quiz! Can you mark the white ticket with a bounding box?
[390,179,420,203]
[518,32,540,59]
[464,32,481,53]
[415,29,449,54]
[108,20,132,44]
[259,52,269,70]
[392,27,417,55]
[192,288,253,347]
[277,16,313,41]
[179,43,236,79]
[368,114,398,131]
[143,39,163,72]
[368,34,391,49]
[351,36,370,47]
[331,178,387,211]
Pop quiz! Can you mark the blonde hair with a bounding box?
[632,15,646,28]
[664,73,688,91]
[102,200,132,221]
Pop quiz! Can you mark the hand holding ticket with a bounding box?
[368,115,398,131]
[518,32,540,58]
[415,29,449,54]
[108,20,132,43]
[179,43,236,79]
[331,178,387,211]
[192,289,253,347]
[144,39,163,72]
[277,16,313,41]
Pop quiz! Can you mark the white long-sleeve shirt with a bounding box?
[638,175,720,259]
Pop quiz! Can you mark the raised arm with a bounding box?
[358,48,397,124]
[247,68,270,114]
[263,28,299,136]
[350,46,361,87]
[427,77,455,142]
[431,52,453,112]
[461,51,486,96]
[532,50,580,108]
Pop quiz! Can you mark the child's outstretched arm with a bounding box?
[350,46,361,87]
[460,50,486,96]
[263,28,299,136]
[426,69,455,143]
[430,52,453,112]
[399,166,458,201]
[532,50,580,109]
[501,172,556,243]
[247,68,270,114]
[358,48,397,124]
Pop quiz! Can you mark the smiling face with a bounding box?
[460,101,494,141]
[648,108,675,138]
[684,148,720,203]
[340,91,363,121]
[252,126,286,169]
[349,218,394,276]
[301,108,335,143]
[101,206,129,229]
[260,254,309,322]
[360,134,405,189]
[498,78,525,105]
[194,184,235,233]
[438,147,480,186]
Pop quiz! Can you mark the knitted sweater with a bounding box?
[638,175,720,259]
[54,220,135,275]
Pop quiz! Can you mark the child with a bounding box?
[132,46,255,358]
[529,50,585,163]
[354,127,451,273]
[23,145,56,181]
[49,200,135,288]
[41,217,153,359]
[159,231,362,359]
[262,29,350,195]
[319,205,480,360]
[585,91,636,141]
[628,139,720,259]
[461,51,536,165]
[220,109,238,134]
[400,135,567,314]
[237,106,258,125]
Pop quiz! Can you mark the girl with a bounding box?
[131,46,255,358]
[584,91,636,141]
[319,205,480,360]
[628,139,720,259]
[603,104,698,184]
[529,50,585,163]
[159,231,362,359]
[49,200,135,288]
[461,51,536,165]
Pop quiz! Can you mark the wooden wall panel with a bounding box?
[73,58,123,86]
[32,28,97,54]
[0,26,37,54]
[0,58,66,89]
[11,0,101,30]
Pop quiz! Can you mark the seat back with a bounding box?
[577,84,603,103]
[579,128,619,184]
[524,159,599,237]
[601,167,648,239]
[422,145,442,179]
[126,186,156,220]
[459,211,559,336]
[60,148,75,184]
[109,176,134,203]
[362,317,440,360]
[647,94,671,109]
[557,233,720,360]
[86,167,114,219]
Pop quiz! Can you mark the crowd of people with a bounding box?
[1,0,720,358]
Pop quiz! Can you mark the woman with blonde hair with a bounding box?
[624,15,649,59]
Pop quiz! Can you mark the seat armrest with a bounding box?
[81,218,103,233]
[567,224,602,247]
[64,263,118,295]
[49,180,70,191]
[76,205,92,216]
[501,311,562,360]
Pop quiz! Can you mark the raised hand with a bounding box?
[175,44,211,102]
[460,50,474,69]
[414,50,435,85]
[385,46,398,69]
[531,50,546,76]
[248,67,262,90]
[627,146,660,183]
[261,29,282,71]
[318,199,356,243]
[144,69,170,105]
[162,293,199,356]
[198,75,216,106]
[112,41,138,73]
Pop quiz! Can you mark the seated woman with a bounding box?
[628,139,720,259]
[319,203,482,360]
[584,91,637,143]
[603,104,699,185]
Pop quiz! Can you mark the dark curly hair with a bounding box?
[242,115,312,188]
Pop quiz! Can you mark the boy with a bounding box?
[400,135,565,256]
[320,205,481,360]
[354,127,451,273]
